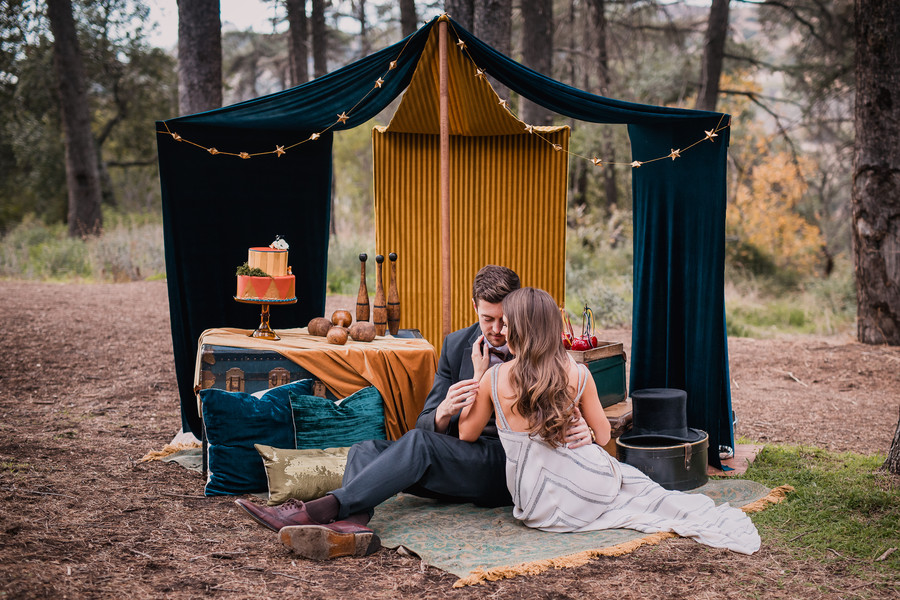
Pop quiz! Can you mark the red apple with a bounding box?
[571,339,591,351]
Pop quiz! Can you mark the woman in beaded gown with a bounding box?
[458,287,760,554]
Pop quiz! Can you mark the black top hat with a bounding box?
[618,388,706,445]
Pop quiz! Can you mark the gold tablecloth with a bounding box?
[194,328,438,440]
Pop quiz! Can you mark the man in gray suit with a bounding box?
[236,265,591,559]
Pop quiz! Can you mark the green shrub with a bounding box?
[0,210,165,281]
[326,230,376,296]
[725,260,856,338]
[87,213,166,281]
[565,205,633,328]
[0,216,91,279]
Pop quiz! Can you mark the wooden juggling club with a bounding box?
[387,252,400,335]
[373,255,387,336]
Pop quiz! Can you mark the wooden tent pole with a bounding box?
[439,17,451,340]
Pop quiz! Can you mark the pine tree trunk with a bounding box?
[286,0,308,86]
[46,0,103,237]
[520,0,553,126]
[474,0,511,100]
[853,0,900,346]
[176,0,222,115]
[356,0,370,58]
[885,407,900,475]
[400,0,417,38]
[444,0,473,29]
[695,0,730,112]
[311,0,327,78]
[587,0,617,209]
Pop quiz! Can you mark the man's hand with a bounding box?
[565,407,594,449]
[433,378,480,433]
[471,335,491,382]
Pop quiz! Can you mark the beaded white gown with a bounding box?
[489,364,760,554]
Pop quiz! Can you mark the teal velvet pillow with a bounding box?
[200,379,314,495]
[289,386,386,449]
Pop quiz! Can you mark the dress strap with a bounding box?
[571,363,589,409]
[489,364,511,431]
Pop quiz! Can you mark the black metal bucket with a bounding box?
[616,433,709,491]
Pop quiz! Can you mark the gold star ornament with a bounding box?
[239,152,251,159]
[498,99,508,109]
[591,157,603,167]
[475,68,486,80]
[171,132,182,142]
[525,125,535,134]
[552,144,562,152]
[704,129,718,142]
[208,147,219,155]
[275,145,285,157]
[631,160,642,168]
[310,133,320,141]
[389,61,397,70]
[456,40,466,50]
[337,112,349,124]
[669,149,681,160]
[375,78,384,88]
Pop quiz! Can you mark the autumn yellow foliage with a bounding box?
[727,151,824,278]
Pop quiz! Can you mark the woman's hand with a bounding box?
[471,335,491,382]
[433,378,480,432]
[565,407,594,449]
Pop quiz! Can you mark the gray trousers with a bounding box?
[329,429,512,519]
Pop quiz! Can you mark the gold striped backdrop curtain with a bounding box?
[373,127,569,351]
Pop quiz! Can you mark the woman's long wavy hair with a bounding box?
[503,287,574,447]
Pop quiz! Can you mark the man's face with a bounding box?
[473,299,506,348]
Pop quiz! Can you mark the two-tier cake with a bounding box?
[235,237,296,302]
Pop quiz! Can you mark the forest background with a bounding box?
[0,0,860,339]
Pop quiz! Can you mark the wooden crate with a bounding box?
[568,341,627,408]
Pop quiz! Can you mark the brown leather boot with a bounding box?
[279,522,381,560]
[234,498,318,532]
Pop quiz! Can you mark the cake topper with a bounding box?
[270,235,289,250]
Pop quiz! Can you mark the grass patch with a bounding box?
[0,461,31,473]
[744,444,899,573]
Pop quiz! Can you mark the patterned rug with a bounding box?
[368,480,792,587]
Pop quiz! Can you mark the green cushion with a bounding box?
[289,386,386,450]
[199,379,314,495]
[255,444,350,505]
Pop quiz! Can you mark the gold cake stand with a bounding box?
[234,296,297,340]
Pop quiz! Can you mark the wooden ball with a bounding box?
[326,326,348,345]
[349,321,376,342]
[308,317,332,337]
[331,309,353,327]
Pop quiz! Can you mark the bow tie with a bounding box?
[488,347,512,362]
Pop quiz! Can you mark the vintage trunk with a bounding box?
[197,329,425,396]
[568,341,628,408]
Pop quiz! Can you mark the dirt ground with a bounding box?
[1,280,898,599]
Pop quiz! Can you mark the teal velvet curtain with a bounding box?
[157,16,734,467]
[629,121,734,465]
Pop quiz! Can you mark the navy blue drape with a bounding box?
[157,16,733,466]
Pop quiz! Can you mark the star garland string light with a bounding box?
[445,20,732,170]
[155,30,421,159]
[158,16,731,167]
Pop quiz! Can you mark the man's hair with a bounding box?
[472,265,521,305]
